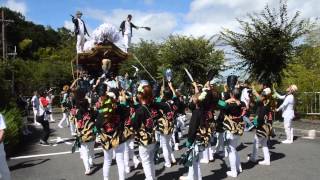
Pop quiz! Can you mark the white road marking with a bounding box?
[50,137,74,146]
[10,147,103,160]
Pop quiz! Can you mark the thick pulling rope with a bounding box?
[132,54,156,82]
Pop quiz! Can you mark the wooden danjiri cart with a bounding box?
[71,42,130,78]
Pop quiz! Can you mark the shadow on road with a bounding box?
[268,139,281,149]
[203,158,228,179]
[127,171,145,180]
[270,151,285,162]
[9,159,50,171]
[90,162,103,175]
[236,143,247,151]
[158,166,188,180]
[242,159,257,171]
[94,151,104,159]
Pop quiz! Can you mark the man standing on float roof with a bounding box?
[120,14,139,52]
[72,11,90,53]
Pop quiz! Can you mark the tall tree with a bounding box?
[119,40,160,82]
[159,35,224,85]
[1,7,62,59]
[220,0,311,84]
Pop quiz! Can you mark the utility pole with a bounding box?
[0,9,14,60]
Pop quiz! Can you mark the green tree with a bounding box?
[119,40,160,81]
[282,46,320,92]
[119,36,224,86]
[0,62,11,108]
[1,7,62,59]
[18,39,33,57]
[159,35,224,85]
[220,0,311,84]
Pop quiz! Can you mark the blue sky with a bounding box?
[23,0,191,30]
[2,0,319,43]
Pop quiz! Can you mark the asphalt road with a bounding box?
[7,113,320,180]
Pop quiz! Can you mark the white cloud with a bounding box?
[63,1,319,46]
[4,0,27,15]
[63,20,73,31]
[84,8,178,43]
[179,0,319,38]
[179,0,320,77]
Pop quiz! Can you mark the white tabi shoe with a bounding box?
[281,140,293,144]
[200,159,209,164]
[179,176,188,180]
[258,160,270,166]
[171,154,177,164]
[174,143,179,151]
[85,168,93,175]
[227,171,238,178]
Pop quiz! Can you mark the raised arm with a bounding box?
[251,84,262,101]
[274,90,286,100]
[192,82,199,94]
[277,95,292,112]
[160,78,165,99]
[71,15,77,23]
[273,84,286,100]
[168,82,177,97]
[131,22,139,29]
[70,78,80,90]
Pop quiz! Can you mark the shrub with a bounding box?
[1,108,23,153]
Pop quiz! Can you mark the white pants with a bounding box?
[200,146,213,162]
[176,115,186,131]
[0,144,10,180]
[123,34,132,52]
[139,144,156,180]
[284,117,294,142]
[187,145,202,180]
[76,34,85,53]
[103,143,125,180]
[58,112,69,127]
[124,139,140,170]
[48,106,54,121]
[251,134,270,163]
[226,131,241,174]
[79,141,95,172]
[160,134,175,167]
[69,117,75,135]
[33,108,38,123]
[172,115,186,144]
[215,132,225,153]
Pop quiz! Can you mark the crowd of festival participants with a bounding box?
[17,63,297,180]
[0,12,299,180]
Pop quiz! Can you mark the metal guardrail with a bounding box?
[296,92,320,115]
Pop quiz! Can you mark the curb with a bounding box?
[272,125,320,139]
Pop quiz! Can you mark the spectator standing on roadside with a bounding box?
[38,90,51,146]
[46,88,55,122]
[31,91,41,126]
